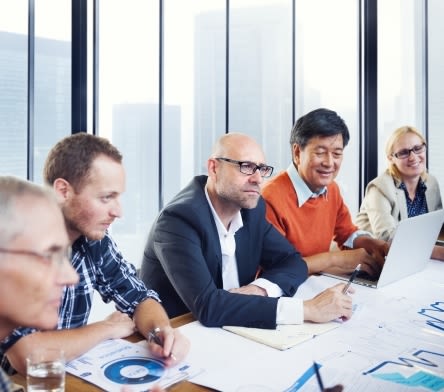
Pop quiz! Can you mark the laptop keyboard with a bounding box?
[356,269,379,282]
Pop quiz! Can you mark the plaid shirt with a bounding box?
[0,368,12,392]
[1,233,160,373]
[0,367,24,391]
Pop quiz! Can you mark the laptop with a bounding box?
[322,209,444,288]
[436,222,444,246]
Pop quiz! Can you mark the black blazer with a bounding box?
[140,175,308,328]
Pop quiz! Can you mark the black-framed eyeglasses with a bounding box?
[0,247,72,267]
[392,143,426,159]
[215,157,274,178]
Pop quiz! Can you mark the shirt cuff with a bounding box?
[252,278,283,298]
[276,297,304,325]
[344,230,373,248]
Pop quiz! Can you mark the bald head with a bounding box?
[206,133,272,224]
[211,132,266,162]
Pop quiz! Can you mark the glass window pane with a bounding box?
[377,0,425,174]
[229,0,292,176]
[98,0,159,266]
[428,0,444,191]
[164,0,226,204]
[294,0,359,213]
[0,0,28,177]
[34,0,71,183]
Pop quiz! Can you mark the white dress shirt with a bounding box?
[205,186,304,324]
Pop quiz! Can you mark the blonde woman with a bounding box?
[355,125,443,260]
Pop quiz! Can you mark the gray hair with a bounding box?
[0,176,56,247]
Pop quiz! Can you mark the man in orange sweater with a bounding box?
[262,108,388,276]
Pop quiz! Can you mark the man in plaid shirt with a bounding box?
[1,134,189,376]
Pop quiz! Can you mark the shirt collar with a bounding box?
[286,163,327,207]
[205,186,243,235]
[398,178,427,193]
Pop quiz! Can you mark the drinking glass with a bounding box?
[26,348,65,392]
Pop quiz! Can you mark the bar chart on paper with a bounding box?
[361,301,444,391]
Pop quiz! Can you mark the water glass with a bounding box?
[26,348,65,392]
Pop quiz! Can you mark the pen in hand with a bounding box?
[148,327,177,361]
[342,263,361,294]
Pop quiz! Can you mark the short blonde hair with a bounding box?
[385,126,427,181]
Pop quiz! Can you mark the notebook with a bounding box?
[322,209,444,288]
[223,321,340,350]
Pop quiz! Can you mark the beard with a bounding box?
[217,186,260,210]
[62,203,106,241]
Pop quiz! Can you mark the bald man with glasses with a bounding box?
[140,132,355,329]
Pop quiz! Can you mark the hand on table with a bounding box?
[102,311,136,339]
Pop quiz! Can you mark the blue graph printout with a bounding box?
[362,301,444,391]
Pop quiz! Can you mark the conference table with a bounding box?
[180,259,443,391]
[11,259,444,391]
[11,312,213,392]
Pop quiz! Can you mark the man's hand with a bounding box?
[102,311,136,339]
[334,248,383,277]
[303,283,355,323]
[146,325,190,367]
[354,237,389,265]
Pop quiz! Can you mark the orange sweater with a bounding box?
[262,171,357,257]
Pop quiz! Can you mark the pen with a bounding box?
[313,361,324,391]
[342,263,361,294]
[148,328,177,361]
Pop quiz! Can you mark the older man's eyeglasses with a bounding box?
[0,247,72,267]
[392,143,426,159]
[215,157,274,178]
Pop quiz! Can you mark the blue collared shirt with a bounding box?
[286,163,371,247]
[286,163,328,207]
[1,233,160,374]
[399,179,428,217]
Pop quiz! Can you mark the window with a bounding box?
[229,0,292,174]
[164,0,226,196]
[98,0,159,265]
[0,0,71,182]
[295,0,359,213]
[34,0,71,183]
[377,0,425,174]
[0,0,28,177]
[428,0,444,191]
